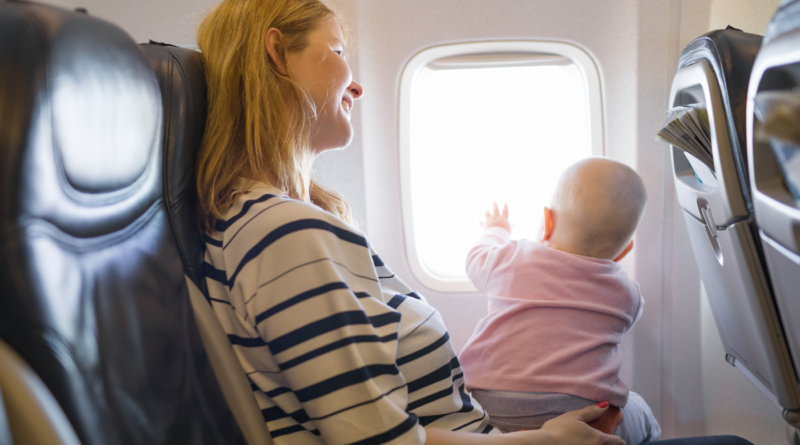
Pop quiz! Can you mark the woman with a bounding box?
[194,1,752,444]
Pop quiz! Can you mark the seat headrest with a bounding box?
[0,1,162,239]
[764,0,800,45]
[677,28,762,211]
[141,43,208,291]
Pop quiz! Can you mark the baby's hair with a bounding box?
[550,158,647,259]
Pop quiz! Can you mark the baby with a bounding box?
[460,157,661,445]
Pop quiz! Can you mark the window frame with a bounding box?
[398,40,604,292]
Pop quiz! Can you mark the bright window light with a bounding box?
[400,42,603,292]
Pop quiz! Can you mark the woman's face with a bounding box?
[286,17,363,155]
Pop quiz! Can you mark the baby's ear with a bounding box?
[542,207,555,241]
[613,240,634,262]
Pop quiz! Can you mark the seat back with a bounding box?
[140,42,209,292]
[747,0,800,427]
[141,42,274,445]
[0,3,243,444]
[669,28,800,414]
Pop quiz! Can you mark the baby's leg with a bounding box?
[616,391,661,444]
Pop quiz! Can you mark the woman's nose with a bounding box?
[349,80,364,100]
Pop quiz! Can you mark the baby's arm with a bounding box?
[465,203,515,292]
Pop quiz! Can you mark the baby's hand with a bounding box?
[480,202,512,233]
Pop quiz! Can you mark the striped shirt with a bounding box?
[203,180,490,444]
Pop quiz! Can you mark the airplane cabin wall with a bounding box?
[352,1,783,442]
[30,0,787,443]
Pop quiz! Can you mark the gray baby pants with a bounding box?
[472,389,662,444]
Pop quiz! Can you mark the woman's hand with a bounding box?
[480,202,512,233]
[533,403,626,445]
[425,403,624,445]
[587,404,623,435]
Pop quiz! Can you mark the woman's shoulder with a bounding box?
[209,180,367,256]
[219,181,355,231]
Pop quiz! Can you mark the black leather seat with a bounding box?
[0,2,243,444]
[140,42,209,295]
[141,41,275,445]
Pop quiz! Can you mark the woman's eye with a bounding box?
[334,50,344,57]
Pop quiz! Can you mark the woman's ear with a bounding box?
[613,240,634,263]
[264,28,287,75]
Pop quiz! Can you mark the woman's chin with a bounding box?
[311,124,354,155]
[311,134,353,156]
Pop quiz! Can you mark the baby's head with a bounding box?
[543,158,647,261]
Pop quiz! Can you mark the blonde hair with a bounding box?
[196,0,355,230]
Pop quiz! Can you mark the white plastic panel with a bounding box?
[682,214,799,409]
[669,61,749,224]
[748,26,800,417]
[748,30,800,256]
[670,57,800,411]
[762,233,800,376]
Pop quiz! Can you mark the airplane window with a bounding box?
[399,42,603,292]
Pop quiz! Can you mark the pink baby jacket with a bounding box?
[460,227,643,407]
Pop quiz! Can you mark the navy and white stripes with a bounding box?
[203,180,488,444]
